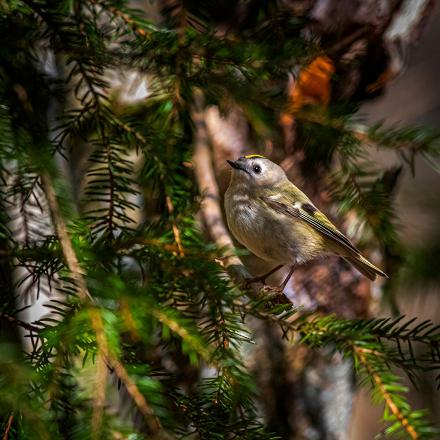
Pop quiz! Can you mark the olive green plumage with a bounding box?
[224,155,387,282]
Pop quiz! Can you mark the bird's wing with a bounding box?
[260,194,360,255]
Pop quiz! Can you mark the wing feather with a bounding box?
[260,195,360,255]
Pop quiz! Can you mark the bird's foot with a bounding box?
[261,285,291,306]
[261,284,284,296]
[243,275,267,289]
[243,265,284,289]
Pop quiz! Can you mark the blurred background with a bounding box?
[353,7,440,438]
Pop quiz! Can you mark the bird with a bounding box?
[224,154,387,292]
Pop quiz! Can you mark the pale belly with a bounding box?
[225,194,324,266]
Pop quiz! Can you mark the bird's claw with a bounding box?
[243,279,290,305]
[261,285,283,295]
[261,285,291,306]
[243,276,266,289]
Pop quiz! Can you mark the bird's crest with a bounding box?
[244,154,266,159]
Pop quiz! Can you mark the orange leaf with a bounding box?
[290,55,335,112]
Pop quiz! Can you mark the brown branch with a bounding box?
[2,414,14,440]
[325,26,372,56]
[354,346,419,440]
[89,309,109,440]
[92,308,166,438]
[165,195,184,257]
[41,173,92,302]
[3,314,42,334]
[107,356,164,436]
[100,1,151,38]
[191,94,250,282]
[151,308,211,361]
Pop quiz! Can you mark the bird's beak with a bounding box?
[227,160,248,173]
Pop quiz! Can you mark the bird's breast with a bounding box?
[225,188,324,265]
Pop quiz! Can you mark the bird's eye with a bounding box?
[253,165,262,174]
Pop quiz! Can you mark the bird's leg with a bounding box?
[244,265,283,288]
[264,265,296,295]
[279,265,295,290]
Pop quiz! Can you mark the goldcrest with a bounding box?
[224,155,386,289]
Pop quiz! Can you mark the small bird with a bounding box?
[224,155,387,292]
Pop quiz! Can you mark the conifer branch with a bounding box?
[165,195,184,256]
[295,109,440,175]
[237,302,440,438]
[354,346,419,440]
[41,173,91,302]
[1,414,13,440]
[108,355,166,437]
[89,308,108,440]
[96,0,152,39]
[41,171,168,439]
[2,313,42,335]
[151,308,210,361]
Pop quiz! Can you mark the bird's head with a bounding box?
[227,155,288,189]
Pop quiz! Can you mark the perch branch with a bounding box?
[191,99,250,282]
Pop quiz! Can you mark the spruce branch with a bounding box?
[354,346,419,440]
[240,303,440,438]
[1,414,14,440]
[41,171,169,439]
[151,307,211,362]
[165,195,184,257]
[41,173,91,302]
[1,313,42,334]
[95,0,154,39]
[89,308,108,440]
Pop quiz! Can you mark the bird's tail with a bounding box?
[344,254,387,281]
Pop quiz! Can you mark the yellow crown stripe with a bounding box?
[244,154,266,159]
